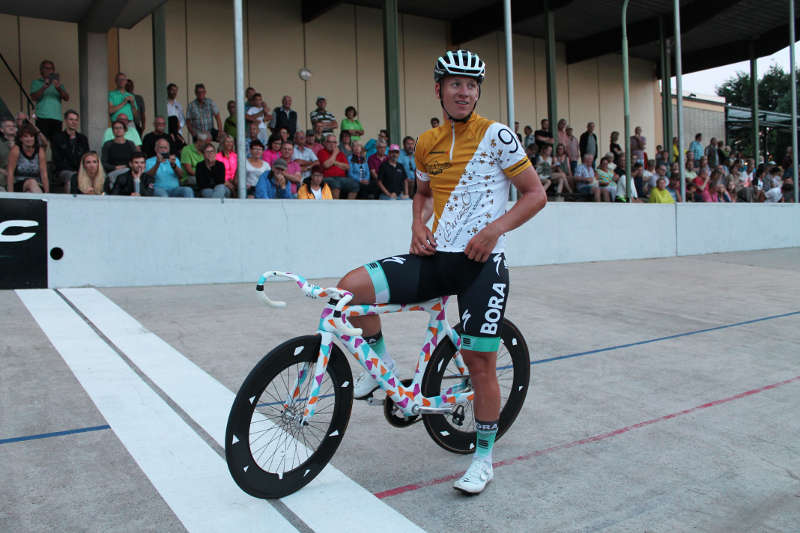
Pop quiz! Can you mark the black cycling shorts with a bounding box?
[363,252,509,352]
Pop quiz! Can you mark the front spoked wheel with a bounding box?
[421,319,530,454]
[225,335,353,498]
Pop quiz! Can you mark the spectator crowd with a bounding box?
[1,59,794,203]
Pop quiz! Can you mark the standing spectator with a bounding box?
[30,60,69,141]
[565,126,580,175]
[297,167,333,199]
[514,121,522,142]
[101,120,137,179]
[102,114,142,146]
[223,100,238,139]
[125,79,146,137]
[397,136,416,185]
[579,122,598,168]
[339,130,353,159]
[245,86,256,103]
[6,123,48,193]
[108,72,137,122]
[292,130,318,179]
[279,140,303,195]
[215,134,238,186]
[705,137,719,168]
[186,83,222,141]
[630,126,646,165]
[649,177,674,203]
[672,136,680,162]
[146,138,192,197]
[51,109,89,193]
[368,140,388,182]
[430,117,440,129]
[688,133,703,162]
[348,141,369,195]
[340,106,364,142]
[246,93,271,140]
[196,143,229,198]
[263,135,282,165]
[76,151,106,195]
[0,118,17,190]
[166,83,185,133]
[574,153,600,201]
[556,119,569,148]
[318,133,353,199]
[609,131,622,160]
[142,116,177,158]
[245,140,269,197]
[534,119,554,151]
[310,97,337,134]
[377,144,409,199]
[255,158,292,199]
[108,152,153,196]
[270,95,298,138]
[522,125,534,148]
[180,132,209,184]
[306,128,324,156]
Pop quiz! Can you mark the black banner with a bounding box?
[0,198,48,289]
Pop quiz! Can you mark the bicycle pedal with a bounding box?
[366,396,385,406]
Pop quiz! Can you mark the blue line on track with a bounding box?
[0,425,111,445]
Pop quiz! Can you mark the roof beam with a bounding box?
[565,0,742,64]
[82,0,127,33]
[302,0,342,23]
[451,0,573,45]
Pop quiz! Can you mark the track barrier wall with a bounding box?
[1,194,798,288]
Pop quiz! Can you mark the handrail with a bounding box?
[0,50,34,117]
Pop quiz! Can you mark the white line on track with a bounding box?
[60,288,426,533]
[16,289,297,533]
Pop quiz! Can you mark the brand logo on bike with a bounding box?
[461,308,471,330]
[0,220,38,242]
[0,199,48,289]
[382,256,406,265]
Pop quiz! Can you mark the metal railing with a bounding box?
[0,50,34,118]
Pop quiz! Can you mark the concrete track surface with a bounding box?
[2,248,799,532]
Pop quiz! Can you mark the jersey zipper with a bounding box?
[450,121,456,160]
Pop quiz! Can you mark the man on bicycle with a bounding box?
[339,49,546,494]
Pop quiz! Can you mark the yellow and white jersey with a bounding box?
[415,113,531,253]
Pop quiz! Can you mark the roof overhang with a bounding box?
[0,0,167,31]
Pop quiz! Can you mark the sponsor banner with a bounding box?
[0,198,47,289]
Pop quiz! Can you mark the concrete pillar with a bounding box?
[79,23,109,152]
[544,1,558,147]
[152,4,168,120]
[383,0,401,144]
[750,42,759,163]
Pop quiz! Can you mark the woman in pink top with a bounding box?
[693,168,713,202]
[263,135,282,165]
[215,133,238,183]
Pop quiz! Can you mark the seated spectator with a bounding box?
[537,144,570,197]
[365,130,388,159]
[180,132,209,186]
[318,133,353,199]
[666,175,682,202]
[554,143,572,178]
[108,151,153,196]
[14,113,48,149]
[279,140,302,195]
[186,83,222,141]
[310,96,337,134]
[595,156,616,202]
[630,162,644,197]
[297,167,333,199]
[263,135,282,165]
[142,116,177,158]
[108,72,138,123]
[215,134,238,185]
[368,140,388,182]
[693,169,713,202]
[573,154,600,201]
[145,138,193,197]
[167,115,186,154]
[348,141,369,194]
[77,151,106,194]
[697,155,710,176]
[686,180,699,202]
[764,180,783,202]
[306,128,323,156]
[6,123,48,193]
[526,143,539,166]
[255,158,292,199]
[292,130,318,179]
[614,166,641,202]
[103,113,142,146]
[277,126,290,143]
[125,79,145,136]
[312,121,326,145]
[0,117,17,190]
[196,143,229,198]
[377,144,408,200]
[648,177,674,203]
[684,158,697,182]
[30,59,69,142]
[713,181,733,203]
[101,120,138,180]
[646,163,666,195]
[224,100,237,139]
[270,95,298,138]
[726,180,738,203]
[245,140,269,197]
[51,109,89,193]
[245,121,266,152]
[341,106,364,142]
[430,117,440,129]
[246,93,271,140]
[339,130,353,159]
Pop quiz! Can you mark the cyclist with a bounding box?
[338,49,547,494]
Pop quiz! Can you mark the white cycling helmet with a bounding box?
[434,49,485,83]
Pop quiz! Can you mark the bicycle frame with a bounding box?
[256,271,473,422]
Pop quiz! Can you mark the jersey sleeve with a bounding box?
[414,134,431,182]
[487,123,531,178]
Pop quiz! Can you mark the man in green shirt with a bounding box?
[180,131,209,186]
[30,59,69,141]
[108,72,138,122]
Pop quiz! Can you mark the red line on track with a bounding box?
[374,375,800,499]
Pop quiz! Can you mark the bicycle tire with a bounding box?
[421,318,530,454]
[225,334,353,499]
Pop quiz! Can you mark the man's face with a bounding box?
[317,98,326,109]
[116,74,127,90]
[431,118,440,128]
[376,143,386,155]
[389,150,399,162]
[587,122,595,133]
[566,128,573,137]
[378,131,388,142]
[249,145,263,159]
[228,101,236,115]
[153,117,166,133]
[635,127,641,135]
[656,165,666,176]
[542,120,550,130]
[294,131,305,145]
[156,140,170,155]
[40,62,54,78]
[582,154,593,166]
[196,87,207,101]
[283,96,292,108]
[437,76,479,121]
[64,113,79,131]
[280,143,294,159]
[323,136,337,151]
[314,122,323,134]
[245,88,255,101]
[0,120,17,139]
[168,85,178,99]
[131,157,146,174]
[249,123,259,138]
[253,95,263,108]
[403,138,415,153]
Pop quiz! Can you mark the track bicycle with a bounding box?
[225,270,531,499]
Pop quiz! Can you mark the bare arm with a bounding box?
[214,113,222,134]
[410,179,437,256]
[38,147,49,193]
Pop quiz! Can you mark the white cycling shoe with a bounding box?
[453,459,494,494]
[354,363,393,399]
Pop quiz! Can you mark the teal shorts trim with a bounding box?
[364,261,391,304]
[460,334,501,352]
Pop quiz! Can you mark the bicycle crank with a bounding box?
[383,378,421,427]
